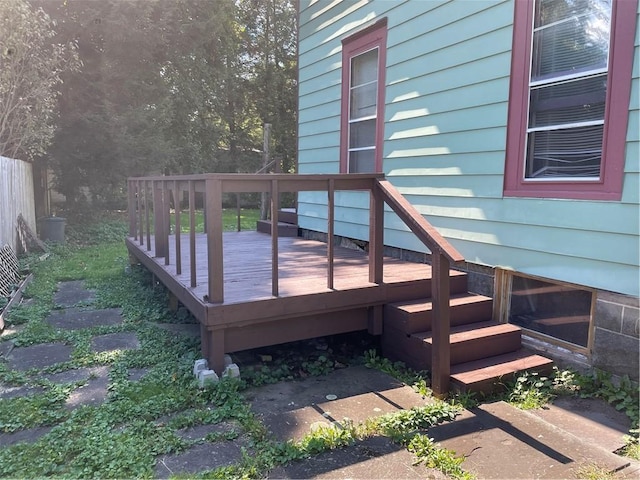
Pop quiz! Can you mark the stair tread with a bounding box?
[450,350,554,384]
[414,321,521,344]
[388,293,492,314]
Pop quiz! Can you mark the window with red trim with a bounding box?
[504,0,637,200]
[340,20,387,173]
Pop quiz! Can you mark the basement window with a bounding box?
[499,271,594,352]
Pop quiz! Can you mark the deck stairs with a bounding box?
[256,208,298,237]
[381,273,554,395]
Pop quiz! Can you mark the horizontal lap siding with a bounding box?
[298,0,640,296]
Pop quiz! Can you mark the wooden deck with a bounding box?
[126,174,468,394]
[126,231,467,373]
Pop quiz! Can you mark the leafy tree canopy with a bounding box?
[0,0,80,162]
[36,0,297,208]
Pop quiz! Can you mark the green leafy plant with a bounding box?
[408,434,473,480]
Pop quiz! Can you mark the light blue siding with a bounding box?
[298,0,640,296]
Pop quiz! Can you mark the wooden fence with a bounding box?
[0,156,36,252]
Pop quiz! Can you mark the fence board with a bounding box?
[0,156,36,252]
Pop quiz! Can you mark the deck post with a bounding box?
[174,180,182,275]
[369,182,384,284]
[137,180,144,246]
[163,181,171,266]
[153,181,167,258]
[145,180,151,251]
[431,253,451,397]
[206,328,226,375]
[271,179,279,297]
[327,179,335,290]
[128,180,136,237]
[189,181,197,288]
[205,178,224,303]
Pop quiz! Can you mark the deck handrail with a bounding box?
[126,173,463,396]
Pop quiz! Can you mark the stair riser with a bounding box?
[381,326,430,371]
[383,325,522,367]
[384,299,493,335]
[383,275,469,304]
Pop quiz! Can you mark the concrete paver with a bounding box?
[0,426,53,448]
[268,436,446,479]
[154,441,244,479]
[247,365,431,441]
[5,342,72,370]
[528,396,631,453]
[46,307,123,330]
[42,366,108,385]
[53,281,95,308]
[0,384,44,400]
[65,369,110,408]
[91,332,140,353]
[175,422,236,441]
[429,401,631,479]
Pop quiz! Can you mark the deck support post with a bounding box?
[206,328,226,375]
[368,305,383,335]
[431,253,451,398]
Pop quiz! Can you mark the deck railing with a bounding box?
[127,173,464,395]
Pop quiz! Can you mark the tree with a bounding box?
[37,0,297,207]
[0,0,79,161]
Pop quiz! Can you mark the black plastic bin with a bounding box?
[39,217,66,243]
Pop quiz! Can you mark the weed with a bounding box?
[508,371,554,410]
[408,434,473,480]
[575,463,618,480]
[364,349,431,398]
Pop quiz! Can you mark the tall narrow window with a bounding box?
[504,0,636,200]
[340,20,387,173]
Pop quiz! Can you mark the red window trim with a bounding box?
[340,19,387,174]
[503,0,637,201]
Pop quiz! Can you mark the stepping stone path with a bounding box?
[5,342,73,371]
[53,280,96,308]
[154,441,244,479]
[175,422,237,441]
[0,426,53,448]
[46,308,123,330]
[91,332,140,353]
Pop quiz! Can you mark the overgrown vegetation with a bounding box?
[2,216,638,478]
[0,217,474,479]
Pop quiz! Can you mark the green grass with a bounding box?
[170,208,260,233]
[0,215,474,479]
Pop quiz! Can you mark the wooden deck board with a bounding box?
[127,231,435,308]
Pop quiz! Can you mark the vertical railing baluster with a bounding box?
[270,179,279,297]
[174,180,182,275]
[431,252,451,397]
[327,179,335,290]
[145,180,151,251]
[137,180,144,246]
[189,181,197,288]
[205,178,223,303]
[163,181,170,265]
[153,180,167,258]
